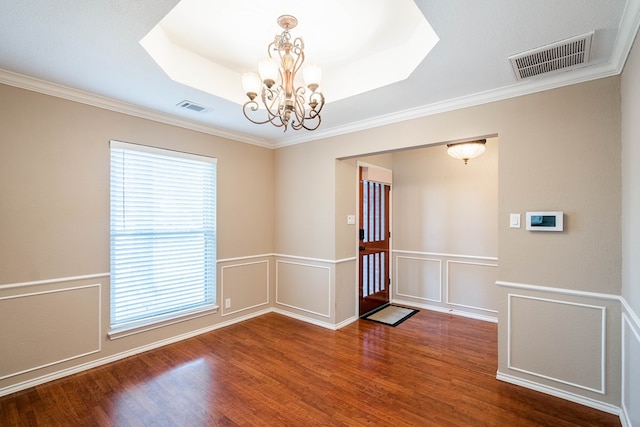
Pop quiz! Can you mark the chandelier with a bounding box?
[242,15,325,132]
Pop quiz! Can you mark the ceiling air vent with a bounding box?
[177,100,209,113]
[509,31,593,80]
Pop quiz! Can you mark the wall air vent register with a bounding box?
[509,32,593,80]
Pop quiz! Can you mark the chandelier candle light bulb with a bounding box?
[242,15,325,131]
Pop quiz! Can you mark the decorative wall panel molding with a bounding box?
[221,260,269,316]
[446,260,498,313]
[395,256,442,302]
[0,284,101,380]
[276,261,331,318]
[507,294,606,394]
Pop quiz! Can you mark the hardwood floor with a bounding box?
[0,310,620,426]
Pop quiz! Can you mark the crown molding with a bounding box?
[0,69,273,149]
[273,0,640,148]
[272,60,623,149]
[2,0,638,152]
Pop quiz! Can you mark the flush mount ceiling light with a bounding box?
[242,15,324,132]
[447,139,486,165]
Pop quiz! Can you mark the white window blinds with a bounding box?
[110,141,216,331]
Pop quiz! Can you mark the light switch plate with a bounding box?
[347,215,356,225]
[510,213,521,228]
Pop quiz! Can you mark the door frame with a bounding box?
[355,161,393,317]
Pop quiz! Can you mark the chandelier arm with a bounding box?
[291,37,305,76]
[262,87,285,120]
[308,91,325,115]
[243,100,283,126]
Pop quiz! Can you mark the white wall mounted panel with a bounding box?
[395,256,442,302]
[507,294,606,394]
[0,284,101,380]
[221,260,270,316]
[447,260,498,313]
[276,261,331,318]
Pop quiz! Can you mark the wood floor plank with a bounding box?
[0,310,621,426]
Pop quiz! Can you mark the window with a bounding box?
[109,140,216,337]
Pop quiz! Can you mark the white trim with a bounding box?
[392,297,497,323]
[110,139,217,164]
[0,272,110,290]
[0,69,271,148]
[393,249,498,262]
[0,284,102,381]
[0,308,272,398]
[274,253,340,264]
[2,0,639,153]
[507,293,607,395]
[275,260,332,318]
[334,256,357,264]
[621,312,640,427]
[496,280,621,301]
[496,371,621,416]
[271,307,337,330]
[273,46,636,148]
[445,260,498,314]
[221,260,270,317]
[620,295,640,329]
[218,253,356,265]
[108,306,219,340]
[394,256,442,303]
[217,254,273,264]
[335,315,359,329]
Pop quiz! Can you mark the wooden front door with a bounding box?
[359,168,391,316]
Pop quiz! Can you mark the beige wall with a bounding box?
[621,29,640,426]
[622,23,640,318]
[390,140,498,318]
[275,76,623,410]
[0,84,274,393]
[391,139,498,256]
[0,85,274,284]
[275,78,620,294]
[0,62,633,417]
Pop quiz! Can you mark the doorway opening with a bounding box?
[358,166,391,316]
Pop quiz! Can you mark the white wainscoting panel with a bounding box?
[395,256,442,302]
[508,294,606,394]
[0,284,101,380]
[220,260,269,316]
[622,311,640,427]
[276,261,331,317]
[446,260,498,313]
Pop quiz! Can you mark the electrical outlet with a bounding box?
[224,298,231,308]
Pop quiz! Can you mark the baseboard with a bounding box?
[335,315,359,329]
[496,370,621,416]
[392,298,498,323]
[0,308,272,398]
[271,307,339,330]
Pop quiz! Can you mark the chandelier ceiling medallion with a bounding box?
[242,15,325,132]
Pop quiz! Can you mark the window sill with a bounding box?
[108,305,219,340]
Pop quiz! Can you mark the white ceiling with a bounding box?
[140,0,439,106]
[0,0,639,148]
